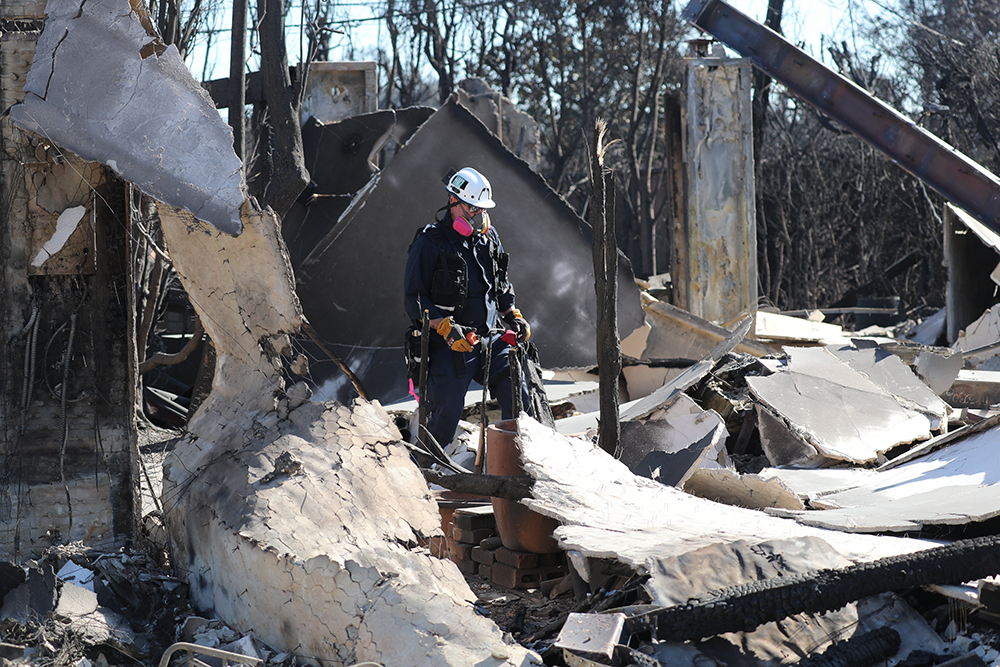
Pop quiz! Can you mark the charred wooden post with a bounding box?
[638,535,1000,642]
[229,0,247,162]
[588,119,621,457]
[422,470,533,502]
[255,0,309,216]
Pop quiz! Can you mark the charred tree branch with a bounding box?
[421,469,533,502]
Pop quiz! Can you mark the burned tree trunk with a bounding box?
[588,119,621,457]
[254,0,309,217]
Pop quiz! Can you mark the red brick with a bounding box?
[452,526,494,544]
[491,562,568,590]
[495,547,538,569]
[471,546,495,565]
[454,505,497,531]
[449,541,473,561]
[478,563,492,580]
[452,557,477,575]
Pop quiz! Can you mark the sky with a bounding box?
[185,0,886,85]
[724,0,885,60]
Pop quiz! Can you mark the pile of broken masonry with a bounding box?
[11,296,1000,667]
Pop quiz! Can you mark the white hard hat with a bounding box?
[445,167,496,209]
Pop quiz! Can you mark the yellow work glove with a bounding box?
[437,318,478,352]
[505,307,531,343]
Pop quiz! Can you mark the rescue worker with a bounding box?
[404,166,532,450]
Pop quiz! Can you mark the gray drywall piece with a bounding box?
[913,346,962,396]
[827,343,949,428]
[747,346,933,464]
[756,406,822,467]
[632,431,717,487]
[295,97,646,404]
[769,422,1000,533]
[9,0,244,235]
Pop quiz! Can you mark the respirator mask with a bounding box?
[452,210,490,237]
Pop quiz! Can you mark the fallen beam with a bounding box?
[635,534,1000,643]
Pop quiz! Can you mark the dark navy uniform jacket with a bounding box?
[403,218,515,340]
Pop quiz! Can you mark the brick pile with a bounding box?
[446,505,567,589]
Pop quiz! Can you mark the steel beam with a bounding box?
[683,0,1000,235]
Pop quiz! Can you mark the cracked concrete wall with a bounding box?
[9,0,245,235]
[1,0,137,559]
[158,206,538,666]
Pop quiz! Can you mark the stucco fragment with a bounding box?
[9,0,245,235]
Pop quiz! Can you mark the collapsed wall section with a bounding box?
[0,0,138,560]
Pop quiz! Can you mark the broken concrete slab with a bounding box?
[514,415,938,568]
[767,419,1000,533]
[164,399,539,667]
[748,346,936,464]
[293,96,646,405]
[9,0,245,235]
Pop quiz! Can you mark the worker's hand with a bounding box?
[437,318,478,352]
[505,308,531,343]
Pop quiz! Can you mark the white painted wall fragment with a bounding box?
[957,304,1000,370]
[9,0,245,235]
[30,205,86,267]
[768,423,1000,532]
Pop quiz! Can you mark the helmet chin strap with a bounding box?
[435,203,450,223]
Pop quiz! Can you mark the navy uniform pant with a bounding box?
[423,334,532,450]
